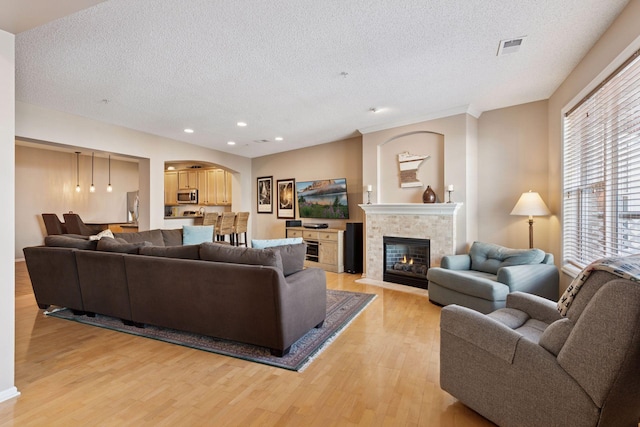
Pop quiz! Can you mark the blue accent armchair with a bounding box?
[427,241,559,313]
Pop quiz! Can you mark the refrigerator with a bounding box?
[127,191,139,223]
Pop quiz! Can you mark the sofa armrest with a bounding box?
[441,304,522,363]
[441,254,471,270]
[497,263,559,300]
[506,292,563,324]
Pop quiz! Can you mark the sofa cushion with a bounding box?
[199,242,284,271]
[426,267,509,301]
[269,243,306,276]
[44,235,97,250]
[161,228,183,246]
[251,237,303,249]
[183,225,215,245]
[139,244,200,260]
[470,241,545,274]
[96,237,152,254]
[114,229,165,246]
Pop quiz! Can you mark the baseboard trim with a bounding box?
[0,386,20,403]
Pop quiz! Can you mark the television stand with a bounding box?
[285,226,344,273]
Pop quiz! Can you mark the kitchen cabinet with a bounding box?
[214,169,232,205]
[164,171,178,205]
[178,170,198,189]
[197,169,217,205]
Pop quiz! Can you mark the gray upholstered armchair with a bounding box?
[427,241,559,313]
[439,266,640,427]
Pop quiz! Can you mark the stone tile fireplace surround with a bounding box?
[359,203,462,282]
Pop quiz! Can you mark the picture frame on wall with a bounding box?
[257,176,273,214]
[277,178,296,219]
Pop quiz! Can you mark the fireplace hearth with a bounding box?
[383,236,430,289]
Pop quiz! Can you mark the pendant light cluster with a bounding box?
[74,151,114,193]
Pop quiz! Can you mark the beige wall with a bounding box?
[362,113,477,253]
[15,145,140,258]
[378,132,444,203]
[251,137,363,239]
[477,100,550,251]
[548,0,640,289]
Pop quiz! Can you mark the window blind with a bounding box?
[563,49,640,270]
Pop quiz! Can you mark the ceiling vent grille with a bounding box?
[497,36,526,56]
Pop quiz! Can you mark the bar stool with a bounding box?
[63,213,103,236]
[216,212,236,244]
[232,212,249,246]
[202,212,218,241]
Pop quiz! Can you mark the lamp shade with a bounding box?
[510,191,551,217]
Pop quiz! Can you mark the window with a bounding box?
[563,49,640,271]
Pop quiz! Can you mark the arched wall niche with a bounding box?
[378,131,445,203]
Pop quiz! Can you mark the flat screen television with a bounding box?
[296,178,349,219]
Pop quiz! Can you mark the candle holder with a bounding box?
[367,190,372,204]
[447,190,454,203]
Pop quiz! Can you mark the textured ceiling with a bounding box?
[13,0,630,158]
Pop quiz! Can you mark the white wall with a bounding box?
[0,29,19,403]
[15,102,253,249]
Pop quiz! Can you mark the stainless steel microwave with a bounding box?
[177,189,198,204]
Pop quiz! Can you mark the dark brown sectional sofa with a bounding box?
[23,229,327,356]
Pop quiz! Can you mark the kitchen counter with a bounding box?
[164,215,203,219]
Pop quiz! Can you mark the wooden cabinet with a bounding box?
[164,171,178,205]
[286,227,344,273]
[166,168,232,206]
[214,169,232,205]
[197,169,217,205]
[178,170,197,189]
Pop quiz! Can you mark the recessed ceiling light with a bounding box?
[167,166,175,170]
[227,141,236,145]
[184,128,194,133]
[237,122,247,127]
[275,137,284,141]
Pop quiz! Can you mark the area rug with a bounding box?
[46,289,376,372]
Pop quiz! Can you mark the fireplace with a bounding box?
[383,236,430,289]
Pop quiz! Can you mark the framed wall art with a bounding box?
[257,176,273,213]
[277,178,296,219]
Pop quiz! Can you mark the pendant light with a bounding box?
[107,155,113,192]
[90,152,96,193]
[75,152,81,192]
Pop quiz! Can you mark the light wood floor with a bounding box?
[2,261,495,426]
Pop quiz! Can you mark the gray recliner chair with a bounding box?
[439,263,640,427]
[427,241,559,313]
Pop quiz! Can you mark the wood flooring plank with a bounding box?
[2,260,500,426]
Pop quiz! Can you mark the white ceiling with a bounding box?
[7,0,631,158]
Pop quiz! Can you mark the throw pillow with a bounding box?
[183,225,215,245]
[96,237,152,254]
[269,243,306,276]
[251,237,303,249]
[200,242,284,271]
[139,244,200,260]
[89,229,115,241]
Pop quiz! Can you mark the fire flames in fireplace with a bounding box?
[383,236,430,289]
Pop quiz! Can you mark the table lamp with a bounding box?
[510,190,551,249]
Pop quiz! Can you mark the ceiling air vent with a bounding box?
[497,36,526,56]
[253,139,270,143]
